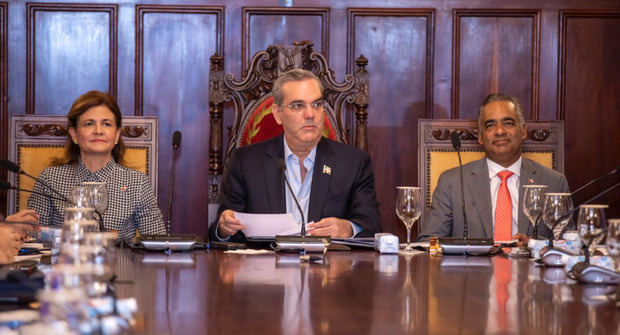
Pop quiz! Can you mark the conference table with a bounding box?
[113,246,619,334]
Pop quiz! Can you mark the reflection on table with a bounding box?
[112,248,619,334]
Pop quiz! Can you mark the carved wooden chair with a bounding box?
[7,115,158,213]
[418,119,564,207]
[208,41,369,206]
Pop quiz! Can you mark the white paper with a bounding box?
[235,212,299,237]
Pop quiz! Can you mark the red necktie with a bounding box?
[494,170,514,241]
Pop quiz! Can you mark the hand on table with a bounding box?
[307,217,353,238]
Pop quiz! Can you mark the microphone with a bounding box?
[0,160,105,231]
[437,131,494,256]
[274,159,331,257]
[0,179,65,227]
[136,130,204,253]
[277,159,307,236]
[172,130,182,150]
[0,159,66,201]
[570,163,620,197]
[167,130,182,234]
[541,181,620,266]
[451,131,469,238]
[450,130,462,151]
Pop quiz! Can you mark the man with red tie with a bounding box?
[419,93,570,241]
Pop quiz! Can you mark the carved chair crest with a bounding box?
[208,41,369,203]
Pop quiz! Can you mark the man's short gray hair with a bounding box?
[478,93,525,130]
[272,69,324,106]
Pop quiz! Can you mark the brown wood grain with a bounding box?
[453,9,540,120]
[348,8,434,238]
[114,248,620,334]
[26,3,117,115]
[559,11,620,214]
[136,5,224,236]
[242,7,330,71]
[0,2,7,214]
[2,0,620,231]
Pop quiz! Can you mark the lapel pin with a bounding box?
[322,165,331,175]
[121,185,129,192]
[528,178,535,184]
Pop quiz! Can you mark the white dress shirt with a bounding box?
[486,157,522,236]
[283,137,361,237]
[283,137,315,227]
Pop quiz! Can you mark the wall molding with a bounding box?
[558,10,620,120]
[242,7,330,71]
[452,9,540,119]
[347,8,435,118]
[135,5,224,116]
[26,3,118,114]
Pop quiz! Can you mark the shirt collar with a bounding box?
[75,157,118,182]
[486,156,522,179]
[283,136,317,165]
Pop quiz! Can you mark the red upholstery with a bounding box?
[239,96,338,146]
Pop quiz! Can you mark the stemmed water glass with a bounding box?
[523,185,548,239]
[82,182,108,216]
[68,186,95,209]
[395,186,423,255]
[542,193,573,248]
[577,204,608,258]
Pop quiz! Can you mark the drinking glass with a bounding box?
[542,193,573,241]
[577,204,608,256]
[395,186,423,255]
[606,219,620,272]
[67,186,95,209]
[62,207,98,246]
[82,182,108,215]
[522,185,547,239]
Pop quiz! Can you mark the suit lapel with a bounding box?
[263,135,286,213]
[308,138,333,222]
[518,158,537,235]
[469,159,492,238]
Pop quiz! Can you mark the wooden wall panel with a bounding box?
[453,10,540,119]
[0,2,7,212]
[26,3,117,115]
[559,11,620,214]
[348,8,434,236]
[136,5,223,235]
[2,0,620,234]
[243,7,329,70]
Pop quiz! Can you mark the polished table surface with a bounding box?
[113,247,619,335]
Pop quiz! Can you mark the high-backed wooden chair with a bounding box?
[208,41,369,205]
[7,115,158,213]
[418,119,564,207]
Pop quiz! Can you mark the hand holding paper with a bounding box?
[235,212,299,237]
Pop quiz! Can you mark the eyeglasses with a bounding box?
[281,100,325,112]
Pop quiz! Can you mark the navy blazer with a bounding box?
[209,135,382,241]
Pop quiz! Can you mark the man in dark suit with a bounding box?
[210,69,381,241]
[419,93,570,241]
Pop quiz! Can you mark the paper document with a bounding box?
[235,212,301,237]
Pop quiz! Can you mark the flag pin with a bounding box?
[323,165,331,175]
